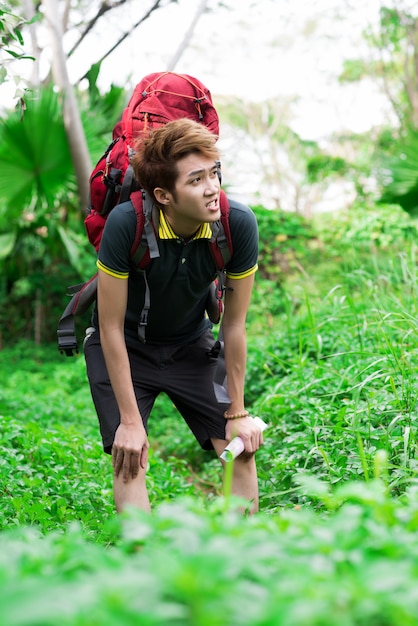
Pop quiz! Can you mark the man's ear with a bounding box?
[154,187,171,205]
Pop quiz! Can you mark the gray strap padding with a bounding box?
[137,269,150,343]
[142,190,160,259]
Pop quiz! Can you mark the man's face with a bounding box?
[159,153,221,236]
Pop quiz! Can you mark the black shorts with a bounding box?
[84,328,230,453]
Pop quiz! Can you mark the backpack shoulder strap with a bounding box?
[129,189,161,343]
[209,190,232,270]
[130,189,160,268]
[130,189,231,270]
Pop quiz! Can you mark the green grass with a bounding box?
[248,247,418,510]
[1,484,418,625]
[2,239,418,623]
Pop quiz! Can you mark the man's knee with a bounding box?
[231,453,257,478]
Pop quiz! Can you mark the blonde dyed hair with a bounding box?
[132,118,220,205]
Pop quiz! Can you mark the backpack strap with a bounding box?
[129,190,161,342]
[119,164,135,204]
[57,274,98,356]
[209,190,232,269]
[205,190,233,323]
[130,190,160,267]
[206,191,233,398]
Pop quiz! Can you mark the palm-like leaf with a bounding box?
[379,130,418,214]
[0,87,75,223]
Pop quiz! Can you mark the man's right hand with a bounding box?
[112,422,149,483]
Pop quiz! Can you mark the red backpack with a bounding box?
[57,72,233,356]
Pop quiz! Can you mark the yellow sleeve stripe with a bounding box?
[97,259,129,279]
[226,264,258,280]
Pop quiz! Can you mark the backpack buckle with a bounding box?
[57,329,79,357]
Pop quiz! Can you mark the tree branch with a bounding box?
[166,0,208,71]
[68,0,129,57]
[76,0,171,83]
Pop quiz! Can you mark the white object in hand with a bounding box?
[220,415,268,462]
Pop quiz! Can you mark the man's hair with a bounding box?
[132,118,220,205]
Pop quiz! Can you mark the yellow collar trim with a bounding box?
[158,210,213,240]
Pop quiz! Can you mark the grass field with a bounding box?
[1,239,418,624]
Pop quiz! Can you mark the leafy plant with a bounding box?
[1,483,418,625]
[0,2,35,91]
[378,127,418,214]
[0,85,76,213]
[252,204,315,282]
[0,81,128,344]
[248,243,418,510]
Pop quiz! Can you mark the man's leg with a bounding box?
[85,332,155,514]
[211,438,259,514]
[113,465,151,513]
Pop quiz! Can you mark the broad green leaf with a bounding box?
[0,231,15,259]
[57,225,83,274]
[0,86,74,211]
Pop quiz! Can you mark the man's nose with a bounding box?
[205,178,219,194]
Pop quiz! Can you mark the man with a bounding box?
[84,117,262,513]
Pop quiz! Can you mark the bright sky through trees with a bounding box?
[0,0,392,139]
[75,0,389,140]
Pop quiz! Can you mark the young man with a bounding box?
[84,118,262,513]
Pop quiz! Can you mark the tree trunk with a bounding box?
[41,0,92,214]
[34,288,42,345]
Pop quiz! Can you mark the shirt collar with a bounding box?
[158,210,214,240]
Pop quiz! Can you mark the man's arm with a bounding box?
[221,273,263,453]
[97,269,149,481]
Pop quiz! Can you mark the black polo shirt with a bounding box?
[95,198,258,345]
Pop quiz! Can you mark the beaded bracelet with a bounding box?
[224,410,249,420]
